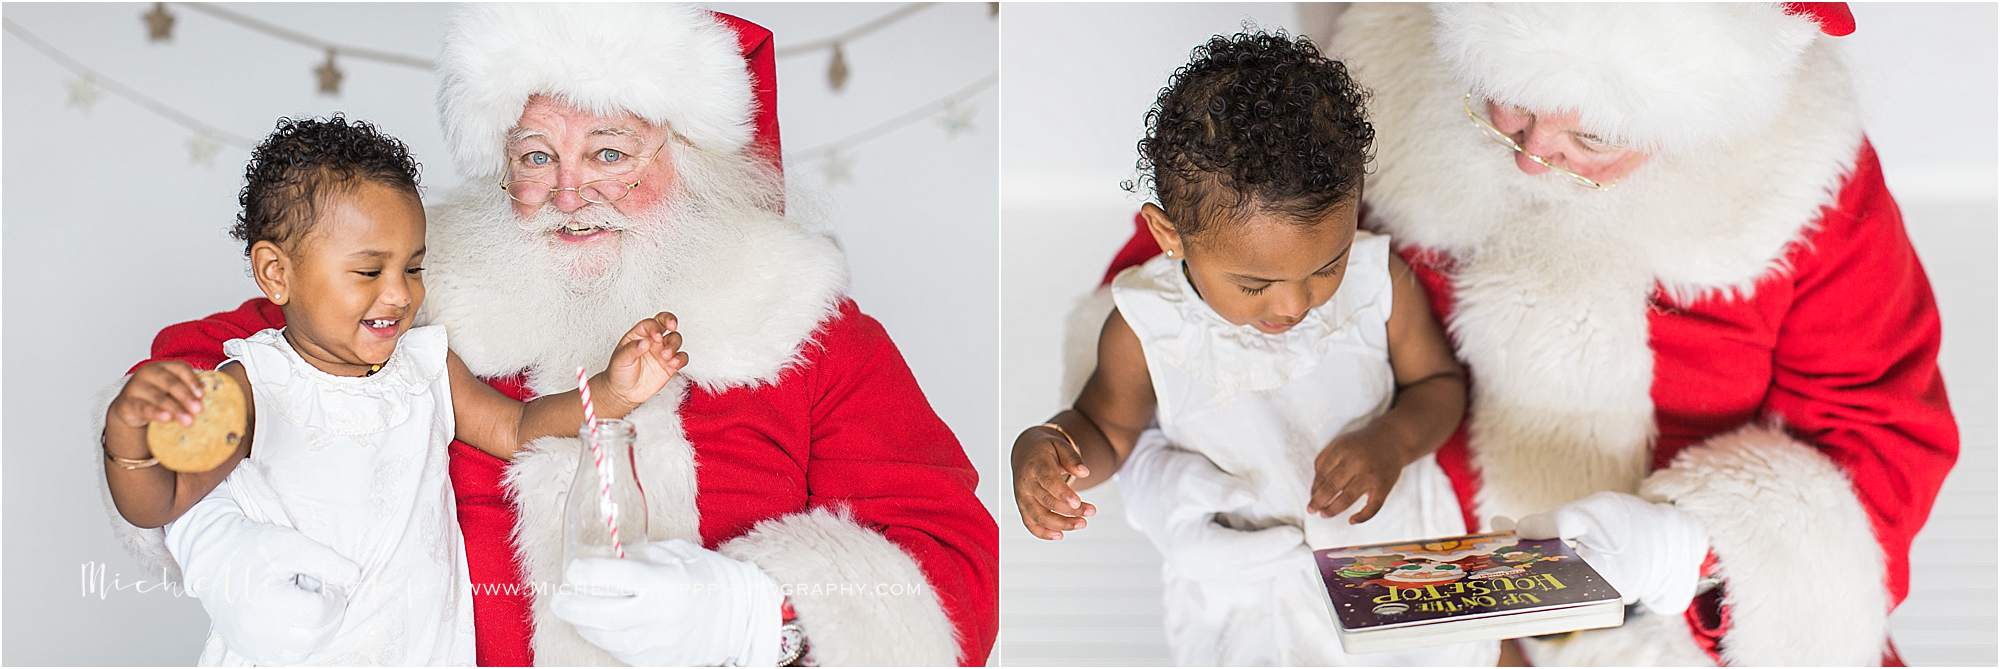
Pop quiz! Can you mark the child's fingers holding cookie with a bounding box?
[110,383,177,428]
[144,362,206,417]
[116,362,205,427]
[146,370,247,473]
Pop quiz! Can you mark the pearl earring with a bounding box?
[1166,250,1176,258]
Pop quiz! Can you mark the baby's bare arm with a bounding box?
[1062,308,1161,490]
[104,362,254,528]
[1011,308,1160,539]
[1307,258,1467,523]
[1378,254,1467,459]
[446,350,637,460]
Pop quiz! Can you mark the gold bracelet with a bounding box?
[1036,422,1084,483]
[106,451,160,470]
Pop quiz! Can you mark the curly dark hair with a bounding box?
[231,115,423,256]
[1129,29,1374,241]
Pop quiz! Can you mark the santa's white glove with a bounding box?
[166,481,360,665]
[554,539,785,667]
[1116,428,1312,581]
[1506,491,1710,616]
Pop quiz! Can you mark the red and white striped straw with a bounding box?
[577,367,625,559]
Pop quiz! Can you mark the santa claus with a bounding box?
[93,5,996,665]
[1092,3,1956,665]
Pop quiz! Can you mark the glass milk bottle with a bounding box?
[562,418,651,572]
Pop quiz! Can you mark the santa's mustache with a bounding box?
[517,203,638,235]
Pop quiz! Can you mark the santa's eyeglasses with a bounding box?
[1462,92,1616,192]
[500,139,668,207]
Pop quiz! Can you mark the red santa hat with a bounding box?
[1430,2,1854,154]
[436,4,782,179]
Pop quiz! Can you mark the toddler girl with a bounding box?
[102,116,683,665]
[1009,32,1494,665]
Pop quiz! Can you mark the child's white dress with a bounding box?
[1111,231,1496,666]
[165,326,476,665]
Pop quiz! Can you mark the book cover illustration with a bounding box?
[1314,532,1621,632]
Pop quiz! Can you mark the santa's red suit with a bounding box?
[1086,4,1954,665]
[95,6,996,666]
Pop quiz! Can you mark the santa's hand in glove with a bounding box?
[167,488,361,665]
[1502,491,1710,616]
[554,539,787,666]
[1117,428,1312,581]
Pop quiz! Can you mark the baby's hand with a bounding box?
[1308,424,1411,524]
[110,360,206,429]
[606,312,687,407]
[1010,425,1095,540]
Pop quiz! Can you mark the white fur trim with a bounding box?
[505,357,959,665]
[437,3,754,178]
[1299,7,1887,662]
[1641,422,1890,665]
[1431,3,1826,154]
[418,184,850,395]
[1315,4,1867,529]
[718,507,962,666]
[1445,223,1661,525]
[1332,3,1864,301]
[91,374,184,583]
[505,378,703,665]
[1519,608,1717,666]
[664,216,849,393]
[1057,286,1117,404]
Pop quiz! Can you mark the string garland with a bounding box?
[144,2,960,94]
[6,5,991,174]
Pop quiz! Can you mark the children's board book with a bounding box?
[1314,531,1625,654]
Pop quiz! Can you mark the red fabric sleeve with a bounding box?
[129,298,287,374]
[803,300,999,665]
[1760,141,1958,612]
[1102,212,1164,286]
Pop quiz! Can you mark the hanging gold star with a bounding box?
[188,134,221,167]
[314,48,343,96]
[938,100,975,138]
[827,43,850,93]
[822,150,853,186]
[66,76,101,113]
[143,3,175,42]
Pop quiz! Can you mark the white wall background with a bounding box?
[1,3,997,665]
[998,3,1997,666]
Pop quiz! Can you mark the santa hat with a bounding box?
[436,4,782,179]
[1430,2,1854,154]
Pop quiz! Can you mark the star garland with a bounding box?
[789,72,998,187]
[142,2,974,96]
[9,4,994,173]
[4,18,254,167]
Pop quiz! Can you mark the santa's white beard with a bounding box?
[510,198,729,347]
[515,196,723,295]
[1474,152,1632,225]
[421,146,792,388]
